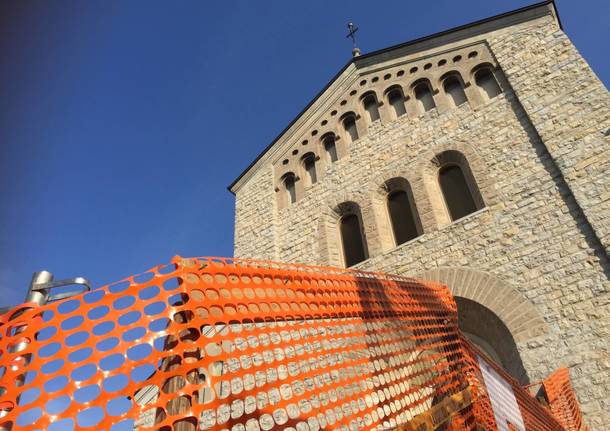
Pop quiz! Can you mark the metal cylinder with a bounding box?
[0,271,54,431]
[8,271,53,355]
[25,271,53,305]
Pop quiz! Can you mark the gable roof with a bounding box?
[228,1,560,194]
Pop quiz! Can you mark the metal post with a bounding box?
[0,270,90,431]
[25,271,53,306]
[9,271,53,355]
[0,271,54,431]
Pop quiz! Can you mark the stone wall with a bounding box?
[233,168,278,261]
[490,19,610,251]
[232,13,609,427]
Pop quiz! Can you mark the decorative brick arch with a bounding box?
[417,267,548,384]
[417,267,548,342]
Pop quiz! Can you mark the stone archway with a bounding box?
[417,267,549,385]
[456,296,528,384]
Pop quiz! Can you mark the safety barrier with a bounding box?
[0,256,585,430]
[541,369,588,431]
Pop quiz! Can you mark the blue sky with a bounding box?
[1,0,608,308]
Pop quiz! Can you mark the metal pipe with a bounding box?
[25,271,53,305]
[9,271,53,355]
[0,271,54,431]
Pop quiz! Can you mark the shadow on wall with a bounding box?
[455,296,529,385]
[354,274,477,429]
[505,81,610,280]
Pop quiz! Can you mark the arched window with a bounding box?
[362,93,380,123]
[443,75,467,107]
[439,165,478,221]
[323,134,338,163]
[343,114,359,143]
[283,173,296,205]
[387,87,406,118]
[414,81,435,112]
[302,154,317,185]
[387,190,420,245]
[474,67,502,100]
[340,214,367,267]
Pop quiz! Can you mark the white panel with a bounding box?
[477,355,525,431]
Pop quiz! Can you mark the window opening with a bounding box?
[323,135,338,163]
[303,156,317,185]
[343,115,359,142]
[388,89,406,118]
[414,82,435,112]
[387,190,420,245]
[340,214,367,267]
[475,68,502,100]
[362,94,380,123]
[444,76,467,107]
[439,165,477,221]
[284,175,296,204]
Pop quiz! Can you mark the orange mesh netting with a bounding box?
[459,341,566,431]
[541,369,588,431]
[0,257,578,431]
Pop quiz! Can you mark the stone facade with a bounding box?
[230,2,610,427]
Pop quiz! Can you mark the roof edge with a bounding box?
[228,0,559,194]
[227,58,355,194]
[352,0,560,65]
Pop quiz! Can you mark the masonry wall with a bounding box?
[233,14,609,427]
[234,168,278,261]
[490,20,610,251]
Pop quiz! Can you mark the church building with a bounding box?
[229,1,609,426]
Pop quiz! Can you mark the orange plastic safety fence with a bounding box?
[0,256,573,431]
[542,369,588,431]
[460,339,566,431]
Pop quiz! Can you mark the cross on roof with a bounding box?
[346,22,361,57]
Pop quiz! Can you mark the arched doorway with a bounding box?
[416,267,549,386]
[455,296,528,384]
